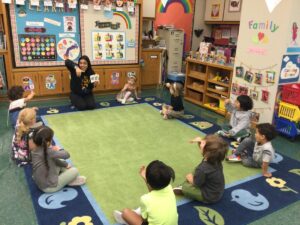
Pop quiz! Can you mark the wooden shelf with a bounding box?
[189,71,206,81]
[203,103,226,115]
[187,85,204,93]
[206,92,223,100]
[207,87,229,97]
[207,79,230,87]
[184,96,203,106]
[0,49,7,54]
[184,58,233,116]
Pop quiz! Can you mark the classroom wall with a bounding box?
[232,0,295,123]
[154,0,195,53]
[191,0,212,51]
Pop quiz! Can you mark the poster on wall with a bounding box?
[10,2,81,67]
[18,35,56,62]
[92,31,125,60]
[287,22,300,53]
[279,55,300,84]
[81,2,139,64]
[63,16,76,33]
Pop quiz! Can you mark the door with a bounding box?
[62,70,71,94]
[141,51,160,85]
[13,72,40,96]
[38,71,63,96]
[93,69,105,91]
[104,69,125,90]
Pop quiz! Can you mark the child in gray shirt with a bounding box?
[218,95,253,141]
[227,123,276,177]
[31,126,86,193]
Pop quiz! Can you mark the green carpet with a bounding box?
[43,103,260,223]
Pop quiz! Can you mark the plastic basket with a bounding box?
[274,116,300,139]
[282,83,300,106]
[278,101,300,122]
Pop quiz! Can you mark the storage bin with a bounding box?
[274,116,300,139]
[282,83,300,106]
[278,101,300,122]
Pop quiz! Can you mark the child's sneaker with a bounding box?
[226,154,241,162]
[173,186,183,195]
[217,130,229,137]
[68,176,86,186]
[121,98,126,104]
[113,210,128,225]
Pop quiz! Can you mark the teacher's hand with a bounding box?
[94,81,99,87]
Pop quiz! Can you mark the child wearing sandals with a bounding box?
[217,95,253,142]
[31,126,86,193]
[174,135,228,203]
[114,160,178,225]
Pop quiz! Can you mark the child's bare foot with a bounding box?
[163,114,168,120]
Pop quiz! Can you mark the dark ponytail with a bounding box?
[33,126,54,170]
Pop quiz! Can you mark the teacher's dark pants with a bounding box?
[70,92,96,110]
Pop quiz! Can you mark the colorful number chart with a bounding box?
[10,2,80,67]
[19,35,56,61]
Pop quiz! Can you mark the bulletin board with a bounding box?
[80,3,139,65]
[10,2,81,67]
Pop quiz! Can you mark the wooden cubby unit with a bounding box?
[184,58,233,116]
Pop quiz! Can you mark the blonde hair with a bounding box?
[16,108,36,143]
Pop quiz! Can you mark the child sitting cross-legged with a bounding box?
[31,126,86,192]
[217,95,253,142]
[116,75,140,104]
[227,123,277,178]
[113,160,178,225]
[174,135,228,203]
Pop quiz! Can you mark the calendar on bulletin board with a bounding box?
[10,2,81,67]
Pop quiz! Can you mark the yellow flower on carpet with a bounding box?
[68,216,93,225]
[266,177,286,188]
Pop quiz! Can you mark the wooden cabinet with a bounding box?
[38,71,63,96]
[93,69,105,91]
[104,69,126,90]
[141,49,162,86]
[142,0,156,18]
[62,70,71,94]
[184,58,233,115]
[13,72,40,95]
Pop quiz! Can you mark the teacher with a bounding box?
[64,55,98,110]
